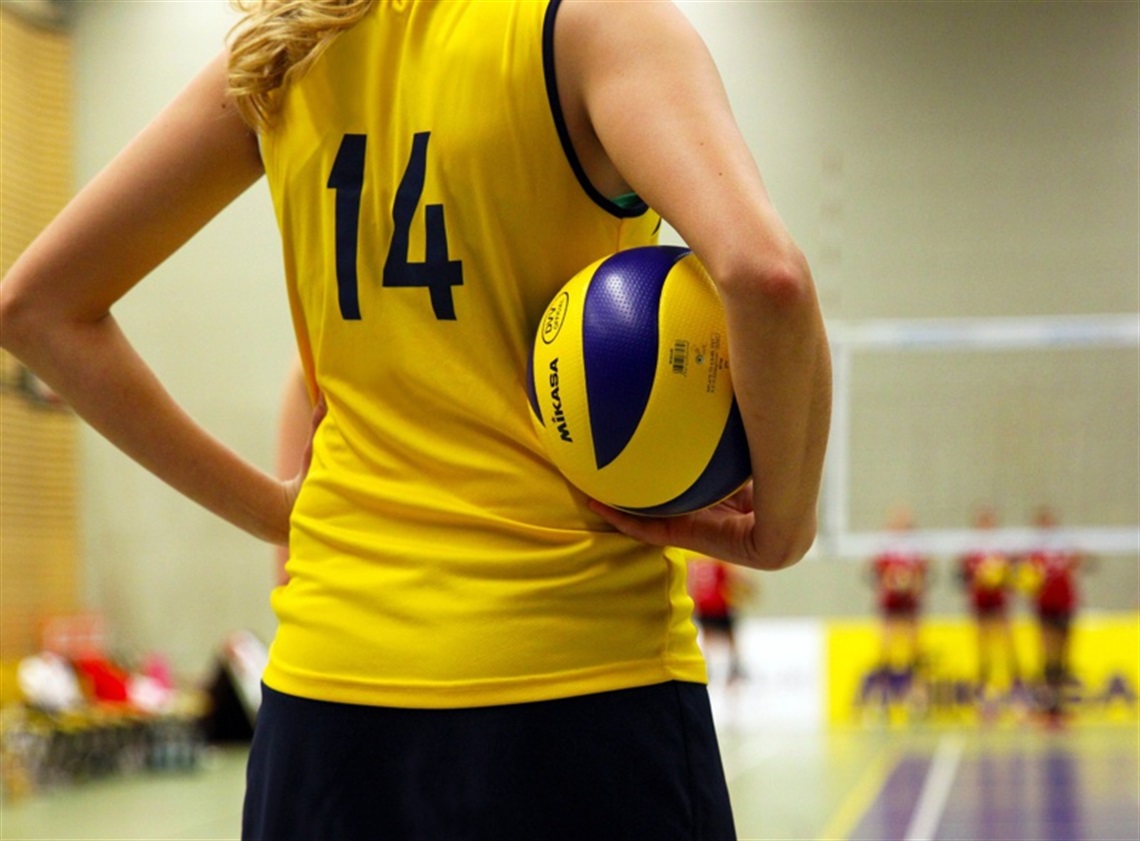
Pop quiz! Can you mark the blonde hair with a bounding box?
[228,0,376,132]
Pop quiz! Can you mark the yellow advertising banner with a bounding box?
[827,613,1139,726]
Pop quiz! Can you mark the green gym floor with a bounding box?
[2,695,1137,841]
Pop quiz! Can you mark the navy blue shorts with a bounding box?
[243,681,735,840]
[696,614,736,634]
[1037,608,1073,632]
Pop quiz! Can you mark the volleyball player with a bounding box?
[866,505,931,714]
[688,555,756,684]
[958,505,1022,712]
[0,1,831,837]
[1020,505,1088,724]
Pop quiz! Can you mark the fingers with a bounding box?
[588,491,797,571]
[299,392,326,473]
[722,483,755,514]
[278,391,328,546]
[311,392,328,430]
[588,498,751,565]
[587,500,675,546]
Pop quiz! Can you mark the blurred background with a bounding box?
[1,1,1137,839]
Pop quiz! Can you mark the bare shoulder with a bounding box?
[555,0,708,76]
[555,0,698,40]
[172,49,262,170]
[552,0,722,202]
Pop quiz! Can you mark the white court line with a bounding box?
[904,735,965,841]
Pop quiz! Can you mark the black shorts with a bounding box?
[243,681,736,841]
[1038,608,1073,632]
[696,614,736,634]
[972,603,1008,620]
[882,603,919,619]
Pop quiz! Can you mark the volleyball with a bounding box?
[527,246,751,516]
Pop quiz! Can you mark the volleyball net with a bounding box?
[819,313,1140,559]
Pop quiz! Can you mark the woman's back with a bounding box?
[260,0,705,709]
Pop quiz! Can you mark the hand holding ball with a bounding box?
[527,246,751,516]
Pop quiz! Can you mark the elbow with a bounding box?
[754,514,818,572]
[0,276,79,363]
[778,529,817,572]
[0,267,98,360]
[0,281,37,358]
[711,245,815,314]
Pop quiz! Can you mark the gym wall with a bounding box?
[4,1,1135,680]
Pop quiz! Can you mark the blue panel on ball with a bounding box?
[621,400,751,517]
[525,352,543,425]
[583,246,690,469]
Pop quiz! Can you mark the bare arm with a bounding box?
[556,0,832,571]
[0,52,293,544]
[273,359,316,581]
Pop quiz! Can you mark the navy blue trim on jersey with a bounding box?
[542,0,650,219]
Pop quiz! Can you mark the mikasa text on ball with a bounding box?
[527,246,751,516]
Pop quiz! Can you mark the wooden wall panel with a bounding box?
[1,9,78,659]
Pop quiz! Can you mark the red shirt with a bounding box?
[960,550,1013,612]
[1023,548,1080,614]
[688,560,731,619]
[872,551,928,613]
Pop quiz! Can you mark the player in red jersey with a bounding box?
[1019,505,1088,721]
[866,506,931,708]
[861,503,934,715]
[687,555,756,684]
[958,505,1022,711]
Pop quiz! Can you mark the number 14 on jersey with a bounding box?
[328,131,464,321]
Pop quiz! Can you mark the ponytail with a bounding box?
[227,0,376,132]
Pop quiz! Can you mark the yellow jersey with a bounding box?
[259,0,705,708]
